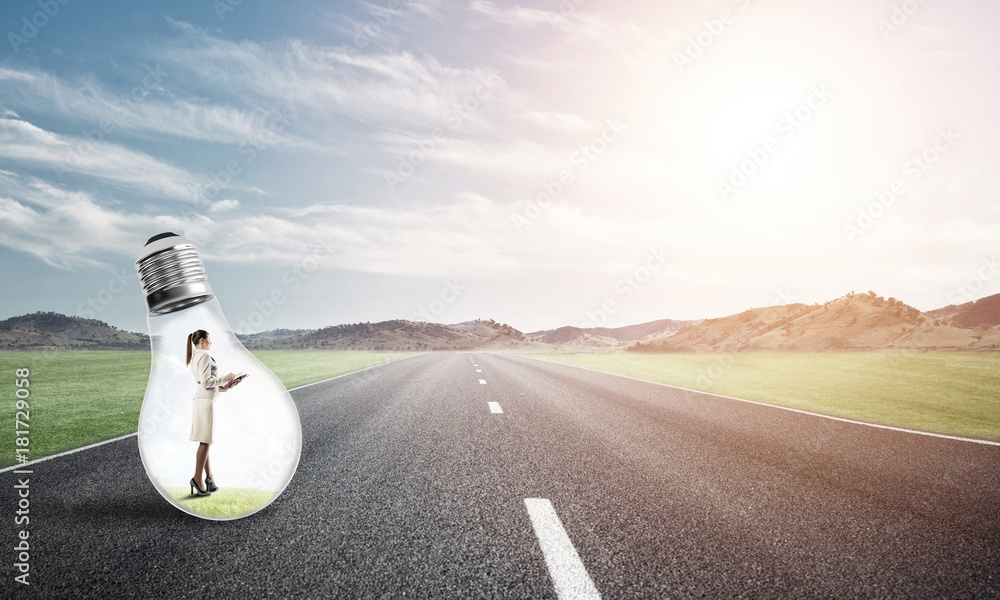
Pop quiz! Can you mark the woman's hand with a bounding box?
[226,372,235,382]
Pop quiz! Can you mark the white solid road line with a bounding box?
[479,379,487,384]
[0,431,141,475]
[523,357,1000,447]
[0,354,422,474]
[524,498,602,600]
[489,402,503,413]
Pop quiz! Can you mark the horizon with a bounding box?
[2,286,994,338]
[2,1,999,335]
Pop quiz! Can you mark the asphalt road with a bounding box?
[3,352,999,598]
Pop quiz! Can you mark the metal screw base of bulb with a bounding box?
[135,232,215,316]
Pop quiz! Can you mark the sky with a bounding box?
[1,0,999,335]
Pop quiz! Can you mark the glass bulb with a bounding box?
[135,232,301,520]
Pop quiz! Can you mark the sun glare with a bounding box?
[707,91,793,162]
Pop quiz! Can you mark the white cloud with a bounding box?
[209,197,525,277]
[467,1,555,27]
[158,20,510,135]
[523,111,591,132]
[0,68,36,83]
[0,168,613,278]
[0,66,322,151]
[466,1,663,71]
[0,171,188,268]
[209,199,240,213]
[0,115,214,202]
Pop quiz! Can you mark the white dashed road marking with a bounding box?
[488,402,503,413]
[479,379,487,384]
[524,498,601,600]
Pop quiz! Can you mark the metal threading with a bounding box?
[136,237,214,316]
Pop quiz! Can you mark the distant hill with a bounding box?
[529,318,700,347]
[926,293,1000,329]
[633,291,1000,352]
[6,292,999,354]
[530,326,618,347]
[233,328,308,348]
[0,312,542,352]
[0,312,148,350]
[239,318,547,351]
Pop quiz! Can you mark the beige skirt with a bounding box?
[189,397,214,444]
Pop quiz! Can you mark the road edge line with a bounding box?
[0,353,424,473]
[517,355,1000,447]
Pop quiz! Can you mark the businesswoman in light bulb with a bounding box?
[186,329,241,496]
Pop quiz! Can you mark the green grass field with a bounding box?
[249,350,412,388]
[0,350,413,468]
[529,351,1000,441]
[163,485,278,519]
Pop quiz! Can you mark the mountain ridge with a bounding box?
[1,290,998,352]
[632,291,1000,352]
[0,311,148,350]
[238,318,543,351]
[925,292,1000,329]
[528,318,700,347]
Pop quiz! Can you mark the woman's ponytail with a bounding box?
[186,329,209,365]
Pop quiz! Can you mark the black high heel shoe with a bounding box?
[205,476,219,492]
[190,478,211,496]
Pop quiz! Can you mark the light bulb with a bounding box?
[134,232,301,520]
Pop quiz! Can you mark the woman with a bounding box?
[186,330,240,496]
